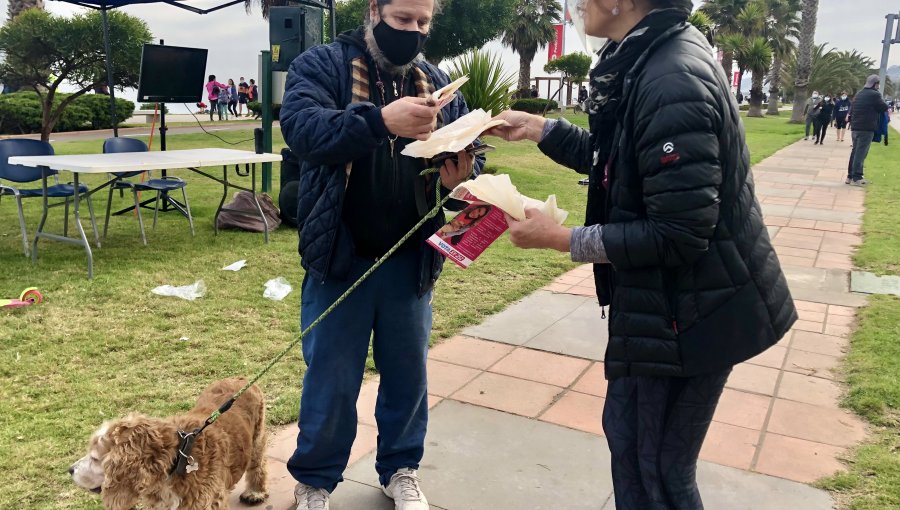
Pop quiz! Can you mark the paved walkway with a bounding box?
[231,136,869,509]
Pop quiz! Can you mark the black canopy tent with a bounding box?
[51,0,336,137]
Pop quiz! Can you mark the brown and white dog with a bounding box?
[70,377,269,509]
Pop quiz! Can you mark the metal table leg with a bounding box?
[72,173,94,279]
[31,167,50,264]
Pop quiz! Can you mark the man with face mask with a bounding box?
[279,1,483,509]
[833,91,851,142]
[803,90,820,140]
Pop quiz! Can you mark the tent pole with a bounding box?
[330,0,336,40]
[101,7,119,137]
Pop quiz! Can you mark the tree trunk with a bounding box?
[748,72,765,117]
[7,0,44,21]
[767,55,782,115]
[721,52,734,83]
[518,49,535,93]
[790,0,818,123]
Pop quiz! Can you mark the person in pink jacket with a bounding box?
[205,74,228,121]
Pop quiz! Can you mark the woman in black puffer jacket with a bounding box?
[487,0,797,508]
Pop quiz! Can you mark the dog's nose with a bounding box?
[68,466,75,475]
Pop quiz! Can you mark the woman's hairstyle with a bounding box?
[208,75,215,82]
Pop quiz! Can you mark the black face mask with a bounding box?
[373,20,428,66]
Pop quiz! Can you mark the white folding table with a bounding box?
[8,148,283,278]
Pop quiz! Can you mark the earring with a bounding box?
[612,1,620,15]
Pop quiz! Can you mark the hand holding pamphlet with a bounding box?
[428,174,568,268]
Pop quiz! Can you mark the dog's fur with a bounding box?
[70,378,268,510]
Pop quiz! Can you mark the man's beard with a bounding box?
[364,19,422,78]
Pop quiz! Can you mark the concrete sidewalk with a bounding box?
[232,135,869,509]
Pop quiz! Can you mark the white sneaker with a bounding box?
[293,482,330,510]
[382,468,429,510]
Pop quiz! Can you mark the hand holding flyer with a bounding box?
[428,174,568,268]
[402,109,508,159]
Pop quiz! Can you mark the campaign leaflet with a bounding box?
[427,190,509,269]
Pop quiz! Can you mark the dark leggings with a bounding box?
[815,118,829,143]
[229,100,238,116]
[209,99,219,121]
[603,368,731,510]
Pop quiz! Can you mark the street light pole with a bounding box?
[879,12,899,95]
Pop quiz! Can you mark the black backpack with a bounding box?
[212,85,220,95]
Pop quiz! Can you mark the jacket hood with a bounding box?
[336,27,367,51]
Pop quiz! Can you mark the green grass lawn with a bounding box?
[0,113,799,508]
[818,129,900,510]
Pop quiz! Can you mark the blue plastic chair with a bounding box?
[0,139,99,256]
[101,137,194,245]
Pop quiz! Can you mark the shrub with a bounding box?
[448,50,516,115]
[0,91,91,134]
[77,93,134,129]
[510,98,558,114]
[247,101,280,119]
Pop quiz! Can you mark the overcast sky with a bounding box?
[1,0,897,112]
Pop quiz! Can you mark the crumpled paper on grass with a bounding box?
[401,109,507,159]
[222,260,247,271]
[263,277,292,301]
[452,174,568,224]
[151,280,207,301]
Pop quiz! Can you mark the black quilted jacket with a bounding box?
[280,37,482,297]
[539,24,797,378]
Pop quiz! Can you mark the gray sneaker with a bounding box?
[845,177,851,184]
[294,482,330,510]
[850,179,868,186]
[383,468,429,510]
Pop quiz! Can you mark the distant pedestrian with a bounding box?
[846,75,889,185]
[833,91,851,142]
[205,74,228,121]
[531,85,539,98]
[248,79,259,116]
[803,90,820,140]
[814,94,834,145]
[736,91,743,104]
[227,79,239,117]
[238,77,249,116]
[218,83,231,120]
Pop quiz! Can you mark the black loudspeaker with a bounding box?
[269,5,324,72]
[279,148,301,226]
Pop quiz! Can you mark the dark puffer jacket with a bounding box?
[849,87,889,132]
[539,24,797,378]
[280,37,481,297]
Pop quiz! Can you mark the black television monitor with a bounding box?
[136,44,208,103]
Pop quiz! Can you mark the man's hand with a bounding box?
[484,111,547,143]
[440,149,473,190]
[382,97,440,141]
[505,208,571,252]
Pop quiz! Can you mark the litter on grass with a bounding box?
[263,277,292,301]
[222,260,248,271]
[151,280,207,301]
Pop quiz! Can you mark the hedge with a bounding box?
[510,98,559,114]
[0,91,134,135]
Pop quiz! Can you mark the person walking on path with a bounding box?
[205,74,228,121]
[803,90,820,140]
[278,0,483,508]
[833,91,851,142]
[847,75,889,185]
[814,94,834,145]
[227,79,239,117]
[487,1,797,508]
[238,77,249,116]
[248,79,259,117]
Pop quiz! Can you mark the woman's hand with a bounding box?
[485,111,547,143]
[505,208,571,252]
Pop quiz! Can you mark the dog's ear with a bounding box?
[102,415,176,506]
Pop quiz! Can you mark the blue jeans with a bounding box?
[287,250,432,492]
[848,130,874,181]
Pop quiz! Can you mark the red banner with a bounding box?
[548,24,564,62]
[732,71,741,89]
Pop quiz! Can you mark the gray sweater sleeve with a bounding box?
[570,225,609,264]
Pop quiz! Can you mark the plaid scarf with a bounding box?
[344,57,442,182]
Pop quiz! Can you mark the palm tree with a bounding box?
[789,0,818,123]
[763,0,800,115]
[732,0,767,95]
[687,10,715,44]
[701,0,749,78]
[781,45,875,98]
[745,37,773,116]
[7,0,43,21]
[502,0,561,93]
